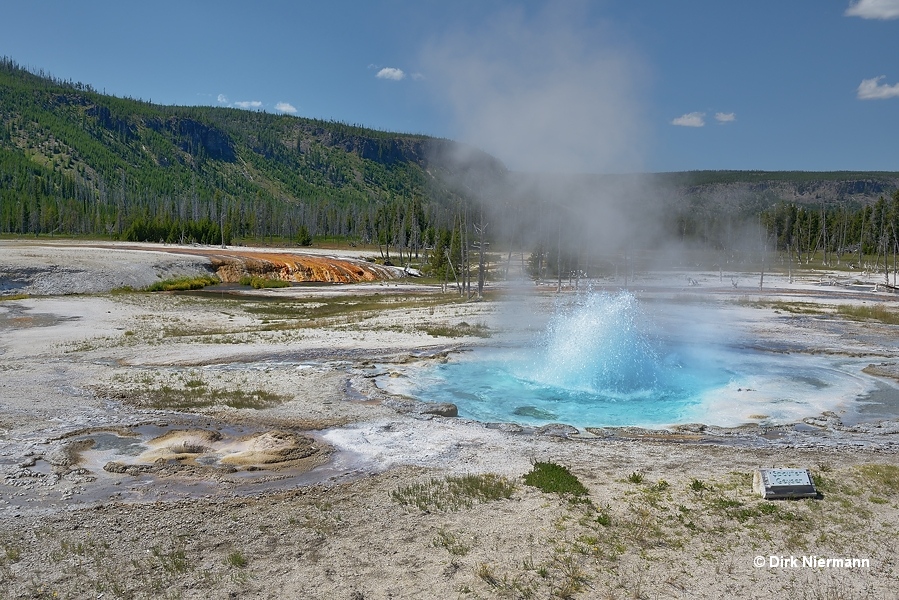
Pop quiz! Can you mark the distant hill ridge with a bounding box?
[0,57,896,244]
[0,57,504,242]
[656,171,899,210]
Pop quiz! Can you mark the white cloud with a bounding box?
[671,112,705,127]
[234,100,263,109]
[715,112,736,123]
[857,76,899,99]
[411,72,425,81]
[376,67,406,81]
[275,102,297,114]
[845,0,899,19]
[217,94,229,104]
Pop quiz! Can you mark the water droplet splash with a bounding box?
[527,292,663,397]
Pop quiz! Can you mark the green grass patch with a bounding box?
[857,464,899,494]
[836,304,899,325]
[739,299,825,315]
[141,385,289,411]
[146,274,220,292]
[0,294,28,301]
[523,461,589,500]
[239,275,290,289]
[151,545,190,575]
[391,473,516,512]
[625,471,644,484]
[244,294,466,325]
[226,551,248,568]
[419,321,492,338]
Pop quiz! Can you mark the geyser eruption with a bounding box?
[386,289,878,428]
[528,292,661,397]
[387,291,733,428]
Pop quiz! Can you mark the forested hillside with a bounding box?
[2,57,898,281]
[0,58,504,247]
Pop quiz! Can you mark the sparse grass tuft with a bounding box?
[151,544,190,574]
[2,544,21,562]
[739,299,824,314]
[836,303,899,325]
[391,473,516,512]
[139,385,289,411]
[419,321,492,338]
[0,293,29,301]
[226,551,248,568]
[594,506,612,527]
[857,464,899,494]
[690,478,709,496]
[433,528,471,556]
[626,471,644,484]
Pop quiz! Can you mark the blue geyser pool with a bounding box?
[387,291,875,429]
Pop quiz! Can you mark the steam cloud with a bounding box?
[420,4,647,175]
[418,3,763,275]
[417,4,669,264]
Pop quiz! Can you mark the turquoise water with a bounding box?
[393,291,873,428]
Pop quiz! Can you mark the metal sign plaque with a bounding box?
[753,468,818,499]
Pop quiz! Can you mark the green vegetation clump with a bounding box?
[142,385,288,410]
[625,471,644,484]
[239,275,290,289]
[523,461,589,500]
[0,294,28,301]
[419,321,491,338]
[146,274,220,292]
[836,303,899,325]
[391,473,516,512]
[226,551,248,568]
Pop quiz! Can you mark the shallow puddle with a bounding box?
[0,304,81,330]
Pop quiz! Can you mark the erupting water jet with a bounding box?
[384,291,876,429]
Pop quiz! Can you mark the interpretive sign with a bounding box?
[753,468,818,499]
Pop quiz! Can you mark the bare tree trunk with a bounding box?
[476,206,487,299]
[445,248,460,293]
[788,237,793,283]
[556,214,562,293]
[858,211,865,268]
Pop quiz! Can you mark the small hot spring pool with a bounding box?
[381,292,877,429]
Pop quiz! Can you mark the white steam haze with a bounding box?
[416,3,765,270]
[420,4,648,175]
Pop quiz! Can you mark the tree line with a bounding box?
[760,192,899,277]
[4,56,899,289]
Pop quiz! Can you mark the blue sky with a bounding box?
[1,1,897,173]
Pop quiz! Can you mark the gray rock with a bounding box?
[535,423,579,438]
[382,397,458,418]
